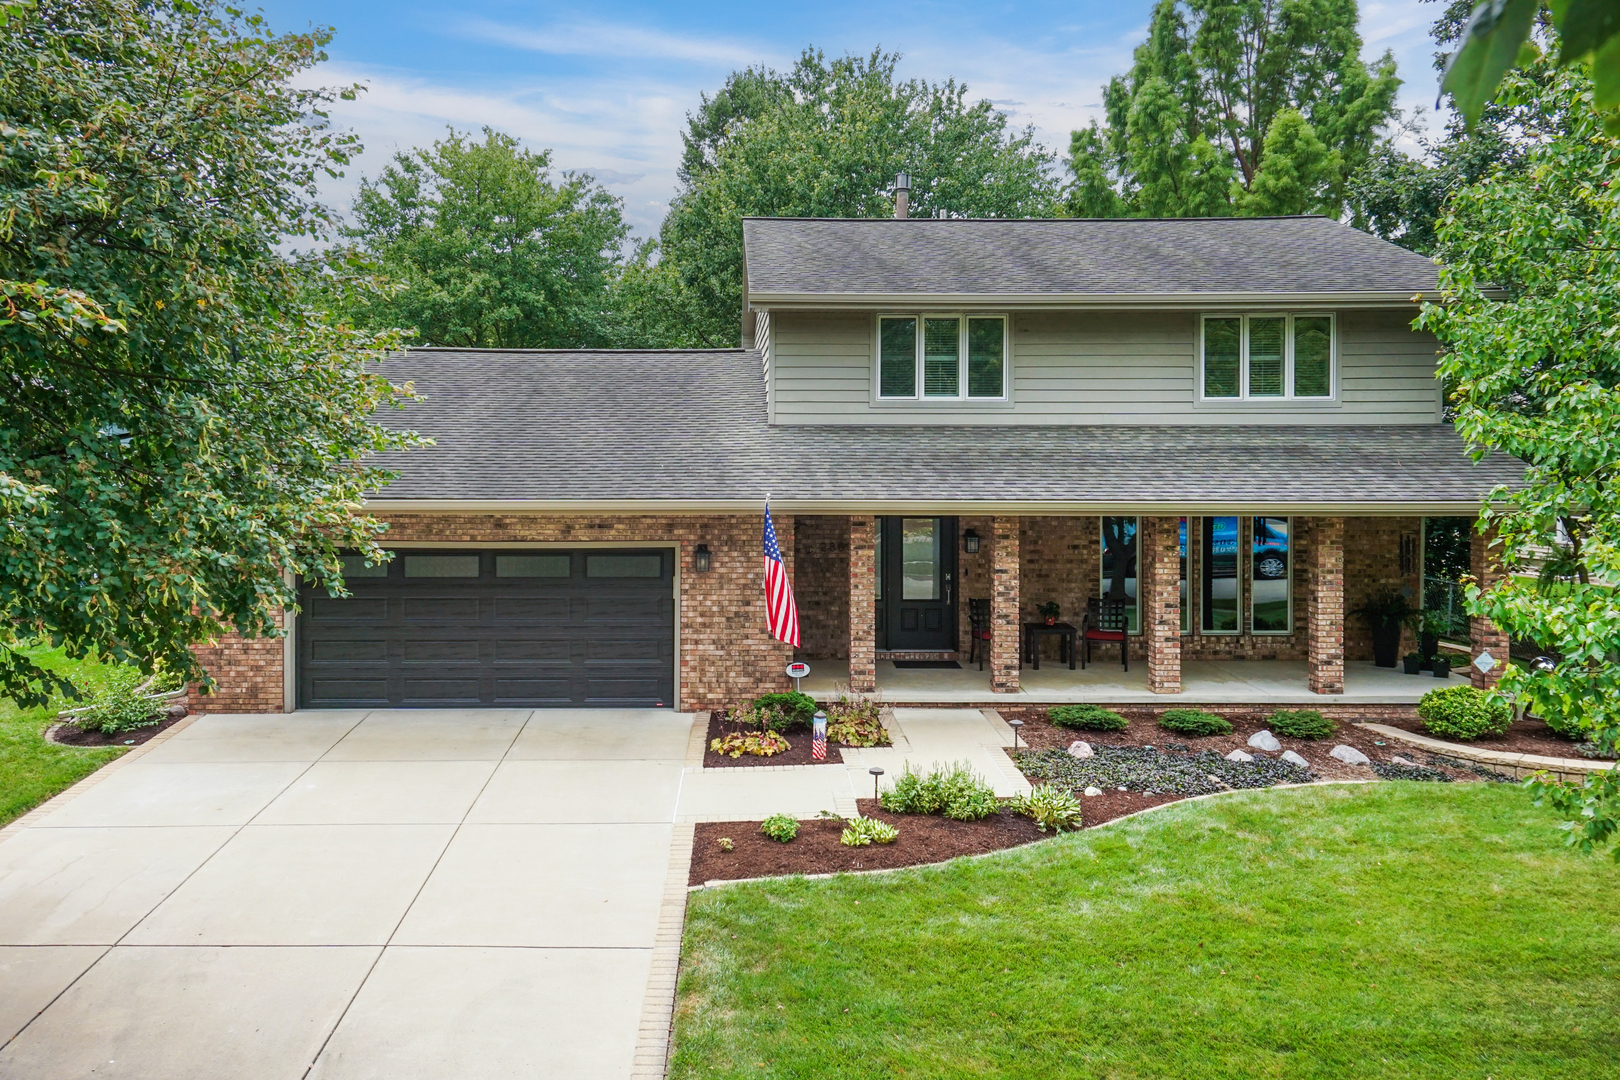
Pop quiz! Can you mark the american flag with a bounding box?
[762,500,800,648]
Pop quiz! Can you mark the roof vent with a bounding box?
[894,172,910,219]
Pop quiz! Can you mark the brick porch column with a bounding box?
[991,515,1021,693]
[1307,516,1346,694]
[848,516,876,692]
[1470,521,1509,689]
[1143,516,1182,693]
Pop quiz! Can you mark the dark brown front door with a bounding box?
[876,517,958,651]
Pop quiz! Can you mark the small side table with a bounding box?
[1022,621,1077,670]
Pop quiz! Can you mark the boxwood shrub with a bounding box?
[1047,704,1129,731]
[751,691,818,733]
[1157,709,1233,737]
[1267,709,1335,740]
[1417,685,1512,741]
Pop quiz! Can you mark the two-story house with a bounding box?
[193,202,1523,716]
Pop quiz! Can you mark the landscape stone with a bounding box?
[1248,730,1282,752]
[1330,744,1370,765]
[1224,749,1254,763]
[1392,755,1417,767]
[1066,740,1094,759]
[1279,749,1310,768]
[1083,786,1103,797]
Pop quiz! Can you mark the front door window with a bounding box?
[901,518,940,600]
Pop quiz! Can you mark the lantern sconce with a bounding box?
[963,529,980,554]
[693,544,712,572]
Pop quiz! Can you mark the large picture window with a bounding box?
[1100,517,1139,633]
[1201,314,1334,401]
[1250,517,1292,633]
[1201,516,1239,633]
[878,315,1006,400]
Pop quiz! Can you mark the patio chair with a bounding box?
[967,598,992,670]
[1082,596,1129,672]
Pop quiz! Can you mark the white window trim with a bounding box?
[1197,313,1337,404]
[1249,515,1294,636]
[874,313,1010,402]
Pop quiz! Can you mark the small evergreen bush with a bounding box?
[880,761,1000,820]
[751,691,818,733]
[1157,709,1233,737]
[1418,685,1512,740]
[1268,709,1335,740]
[1048,704,1129,731]
[760,813,799,842]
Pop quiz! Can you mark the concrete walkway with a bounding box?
[0,706,1021,1079]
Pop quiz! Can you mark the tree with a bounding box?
[1415,53,1620,858]
[1442,0,1620,130]
[1067,0,1399,218]
[343,128,627,349]
[661,49,1062,345]
[0,0,422,703]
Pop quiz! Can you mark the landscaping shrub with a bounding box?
[65,664,179,735]
[1011,784,1082,832]
[1157,709,1232,737]
[752,691,818,733]
[1267,709,1335,740]
[710,731,791,758]
[1047,704,1129,731]
[760,814,799,843]
[1417,685,1512,741]
[880,761,1000,820]
[839,815,898,847]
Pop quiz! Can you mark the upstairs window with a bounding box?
[878,315,1007,400]
[1201,314,1334,401]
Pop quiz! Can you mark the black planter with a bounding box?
[1403,658,1422,675]
[1433,659,1452,679]
[1420,631,1438,670]
[1371,619,1402,668]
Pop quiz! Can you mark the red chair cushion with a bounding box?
[1084,628,1126,641]
[972,628,992,640]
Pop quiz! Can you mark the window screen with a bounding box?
[1248,317,1285,397]
[967,318,1004,397]
[1293,316,1332,397]
[879,317,917,397]
[922,318,959,397]
[1204,318,1241,397]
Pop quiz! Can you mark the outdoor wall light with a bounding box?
[693,544,712,572]
[963,529,980,554]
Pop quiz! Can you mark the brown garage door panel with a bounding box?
[298,549,675,708]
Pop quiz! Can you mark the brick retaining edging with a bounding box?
[1356,722,1617,783]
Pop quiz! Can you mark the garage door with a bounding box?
[298,549,675,708]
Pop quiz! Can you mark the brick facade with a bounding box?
[190,513,795,713]
[1343,516,1422,662]
[1470,521,1509,689]
[848,516,877,692]
[190,608,286,714]
[1142,516,1182,693]
[1307,516,1346,694]
[991,516,1021,693]
[794,516,849,659]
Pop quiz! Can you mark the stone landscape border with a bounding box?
[1356,722,1615,783]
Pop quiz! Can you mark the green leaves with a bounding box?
[1442,0,1541,128]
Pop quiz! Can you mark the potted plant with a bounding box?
[1403,651,1423,675]
[1410,609,1451,671]
[1351,590,1416,668]
[1433,655,1452,679]
[1038,601,1060,626]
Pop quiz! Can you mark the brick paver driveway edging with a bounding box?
[0,708,696,1080]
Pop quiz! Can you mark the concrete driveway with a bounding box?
[0,708,696,1080]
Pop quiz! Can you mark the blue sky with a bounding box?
[260,0,1445,239]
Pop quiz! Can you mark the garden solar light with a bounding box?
[869,766,884,802]
[1008,718,1024,749]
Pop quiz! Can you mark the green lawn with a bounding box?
[0,647,124,827]
[673,783,1619,1079]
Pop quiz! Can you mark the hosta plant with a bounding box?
[760,813,799,842]
[1011,784,1083,832]
[839,815,898,847]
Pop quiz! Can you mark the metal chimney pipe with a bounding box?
[894,172,910,219]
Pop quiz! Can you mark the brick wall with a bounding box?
[794,516,849,659]
[1307,516,1346,694]
[1143,516,1182,693]
[1344,516,1422,662]
[1018,517,1093,663]
[190,513,794,714]
[190,608,286,714]
[1470,521,1508,689]
[991,516,1020,693]
[848,516,876,692]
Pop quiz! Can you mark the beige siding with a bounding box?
[769,308,1440,425]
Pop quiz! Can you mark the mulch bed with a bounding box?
[998,706,1518,782]
[1373,712,1605,760]
[48,709,187,748]
[690,792,1188,885]
[702,711,885,769]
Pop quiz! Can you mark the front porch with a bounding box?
[790,513,1505,705]
[799,657,1466,706]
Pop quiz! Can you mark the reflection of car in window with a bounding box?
[1252,519,1289,580]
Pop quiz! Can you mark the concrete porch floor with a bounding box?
[801,659,1465,705]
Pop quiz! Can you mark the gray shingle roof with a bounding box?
[368,348,1520,510]
[743,216,1441,299]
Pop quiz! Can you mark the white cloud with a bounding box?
[454,16,771,67]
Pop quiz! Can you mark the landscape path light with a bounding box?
[1008,717,1023,750]
[869,766,884,803]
